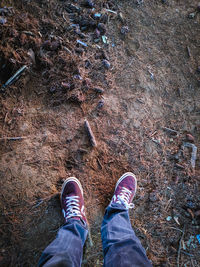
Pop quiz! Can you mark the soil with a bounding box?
[0,0,200,266]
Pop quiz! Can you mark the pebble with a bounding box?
[121,26,129,35]
[186,200,196,209]
[61,82,71,90]
[85,60,91,68]
[102,59,110,69]
[97,99,104,108]
[197,66,200,73]
[75,47,84,54]
[97,23,106,35]
[93,87,104,94]
[188,13,195,19]
[74,74,82,80]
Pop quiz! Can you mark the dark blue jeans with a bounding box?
[38,204,152,267]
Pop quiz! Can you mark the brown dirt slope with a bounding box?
[0,0,200,266]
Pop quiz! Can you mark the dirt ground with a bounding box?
[0,0,200,266]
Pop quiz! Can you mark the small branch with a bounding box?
[0,136,27,141]
[162,127,178,136]
[84,119,97,147]
[177,224,186,267]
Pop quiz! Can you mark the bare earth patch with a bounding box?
[0,0,200,266]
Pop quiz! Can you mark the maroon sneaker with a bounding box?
[110,172,137,209]
[61,177,86,223]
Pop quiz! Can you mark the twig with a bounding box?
[0,136,27,141]
[177,225,186,267]
[162,127,178,136]
[183,142,197,169]
[168,226,183,233]
[1,65,28,91]
[181,251,194,257]
[186,46,191,58]
[87,227,93,247]
[84,119,97,147]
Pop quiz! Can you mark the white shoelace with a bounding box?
[63,196,82,219]
[115,187,135,209]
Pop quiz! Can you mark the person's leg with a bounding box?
[101,172,152,267]
[38,177,88,267]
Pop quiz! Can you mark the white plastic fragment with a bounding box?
[173,215,180,225]
[183,142,197,169]
[105,9,117,14]
[102,35,108,44]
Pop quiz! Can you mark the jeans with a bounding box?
[38,204,152,267]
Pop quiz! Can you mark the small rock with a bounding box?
[61,82,71,90]
[97,23,106,35]
[161,0,167,3]
[97,99,104,108]
[121,26,129,35]
[93,87,104,94]
[186,200,196,209]
[197,66,200,73]
[188,13,195,19]
[102,59,110,69]
[74,74,82,80]
[186,133,194,142]
[85,60,91,68]
[0,16,7,25]
[75,47,84,55]
[27,49,36,64]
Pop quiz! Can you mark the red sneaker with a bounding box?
[110,172,137,209]
[61,177,86,223]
